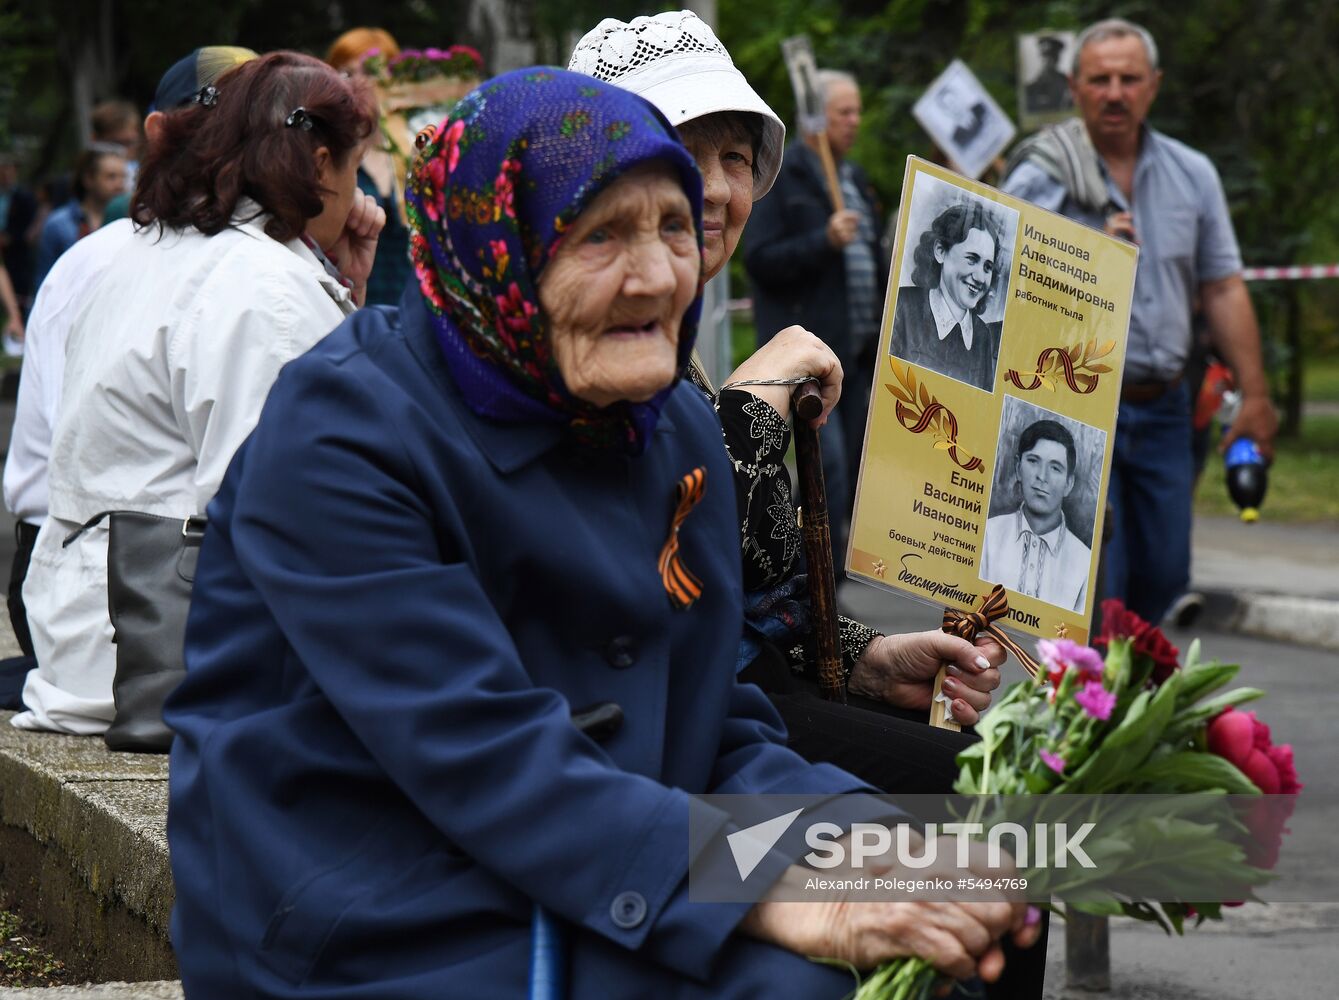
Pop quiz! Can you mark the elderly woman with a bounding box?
[165,69,1032,999]
[11,52,384,735]
[890,201,1005,392]
[570,13,1003,792]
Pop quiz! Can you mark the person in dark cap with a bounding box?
[1024,35,1071,114]
[105,46,257,224]
[0,46,257,704]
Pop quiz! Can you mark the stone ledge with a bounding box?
[0,714,172,936]
[0,984,182,999]
[0,708,175,984]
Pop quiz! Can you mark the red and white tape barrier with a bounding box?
[1243,264,1339,281]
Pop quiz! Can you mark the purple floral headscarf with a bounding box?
[405,67,704,454]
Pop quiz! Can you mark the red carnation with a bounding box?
[1093,599,1180,684]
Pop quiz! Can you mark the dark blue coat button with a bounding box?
[610,890,647,929]
[605,636,637,669]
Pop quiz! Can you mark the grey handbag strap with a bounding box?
[64,511,207,548]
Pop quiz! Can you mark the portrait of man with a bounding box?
[889,175,1019,391]
[912,60,1017,180]
[981,408,1099,613]
[936,86,987,149]
[1025,35,1072,114]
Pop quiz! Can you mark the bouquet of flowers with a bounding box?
[855,600,1302,1000]
[362,45,486,221]
[362,45,484,86]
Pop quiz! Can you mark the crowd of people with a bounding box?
[0,11,1275,999]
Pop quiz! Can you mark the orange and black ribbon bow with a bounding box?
[659,467,706,609]
[942,584,1042,678]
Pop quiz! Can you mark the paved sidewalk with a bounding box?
[1188,515,1339,650]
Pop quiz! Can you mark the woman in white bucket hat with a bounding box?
[570,12,1006,764]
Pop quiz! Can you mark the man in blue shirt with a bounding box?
[1001,17,1276,625]
[33,144,127,292]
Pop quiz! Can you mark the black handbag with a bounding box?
[65,511,206,752]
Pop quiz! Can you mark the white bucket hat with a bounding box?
[568,10,786,199]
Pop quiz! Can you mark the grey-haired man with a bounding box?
[1001,18,1275,626]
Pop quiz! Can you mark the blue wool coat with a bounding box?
[165,293,874,999]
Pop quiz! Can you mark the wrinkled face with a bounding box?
[824,80,861,158]
[1070,35,1161,145]
[678,115,755,281]
[1018,438,1074,519]
[539,163,700,408]
[935,227,996,313]
[86,154,129,204]
[306,142,366,250]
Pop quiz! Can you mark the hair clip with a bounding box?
[195,85,219,108]
[285,107,314,131]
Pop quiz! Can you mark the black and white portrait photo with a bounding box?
[1017,31,1076,128]
[889,173,1019,391]
[980,397,1105,613]
[912,60,1016,180]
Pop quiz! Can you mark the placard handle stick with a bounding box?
[791,380,845,703]
[928,664,961,732]
[814,132,845,213]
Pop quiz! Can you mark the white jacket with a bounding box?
[13,207,356,734]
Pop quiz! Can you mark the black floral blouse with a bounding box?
[699,379,882,683]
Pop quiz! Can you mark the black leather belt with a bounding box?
[1121,374,1183,404]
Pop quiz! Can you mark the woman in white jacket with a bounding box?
[11,51,385,735]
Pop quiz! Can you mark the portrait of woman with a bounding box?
[889,191,1015,392]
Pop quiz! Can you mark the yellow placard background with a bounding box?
[848,157,1139,644]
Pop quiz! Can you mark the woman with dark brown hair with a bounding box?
[10,51,385,737]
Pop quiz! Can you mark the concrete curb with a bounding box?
[1195,588,1339,652]
[0,985,182,1000]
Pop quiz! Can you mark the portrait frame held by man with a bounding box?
[1017,31,1076,130]
[980,396,1105,614]
[889,172,1020,392]
[911,60,1016,180]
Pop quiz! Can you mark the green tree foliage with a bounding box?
[4,1,1335,416]
[718,0,1339,426]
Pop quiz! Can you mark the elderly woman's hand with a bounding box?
[723,325,842,425]
[847,631,1005,725]
[326,190,387,306]
[741,832,1038,982]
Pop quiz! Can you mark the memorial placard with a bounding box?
[912,60,1015,180]
[848,158,1138,642]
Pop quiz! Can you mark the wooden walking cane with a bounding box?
[791,380,845,703]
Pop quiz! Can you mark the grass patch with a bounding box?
[1304,356,1339,403]
[0,903,68,988]
[1195,413,1339,522]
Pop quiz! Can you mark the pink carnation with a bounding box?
[1075,679,1117,721]
[1039,749,1067,774]
[1038,638,1106,691]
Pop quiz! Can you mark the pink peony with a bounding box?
[1207,708,1301,796]
[1207,707,1302,870]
